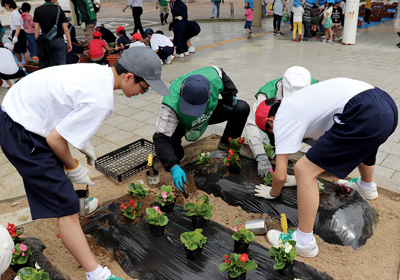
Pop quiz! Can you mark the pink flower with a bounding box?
[22,252,25,256]
[163,198,166,202]
[269,168,274,174]
[161,191,168,198]
[19,244,27,252]
[13,248,15,253]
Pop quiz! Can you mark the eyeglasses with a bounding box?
[138,82,149,94]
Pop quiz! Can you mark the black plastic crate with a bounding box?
[95,139,160,182]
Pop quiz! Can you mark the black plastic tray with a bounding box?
[95,139,159,182]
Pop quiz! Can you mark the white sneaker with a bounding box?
[267,230,319,258]
[166,55,175,64]
[183,51,189,56]
[174,53,184,58]
[86,266,123,280]
[337,177,378,200]
[85,197,99,215]
[160,59,164,65]
[188,46,196,53]
[1,79,9,88]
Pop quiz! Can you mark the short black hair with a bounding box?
[168,22,174,31]
[113,61,145,84]
[265,99,281,117]
[155,30,164,35]
[20,2,31,12]
[117,29,126,36]
[1,0,17,9]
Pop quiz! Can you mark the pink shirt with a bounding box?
[245,8,253,21]
[22,13,35,34]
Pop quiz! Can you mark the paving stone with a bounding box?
[381,154,400,171]
[103,130,135,144]
[103,115,131,127]
[95,123,120,137]
[0,208,32,227]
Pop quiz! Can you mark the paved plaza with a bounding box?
[0,1,399,225]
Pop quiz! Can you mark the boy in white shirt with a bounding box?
[144,28,175,64]
[0,47,169,280]
[253,78,397,258]
[0,42,25,88]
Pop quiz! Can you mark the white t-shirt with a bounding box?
[150,34,174,51]
[10,10,24,31]
[129,41,146,48]
[0,48,19,75]
[274,78,373,155]
[292,6,304,22]
[1,64,115,150]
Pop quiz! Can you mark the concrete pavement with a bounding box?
[0,1,399,226]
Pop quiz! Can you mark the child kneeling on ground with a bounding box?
[86,31,111,63]
[0,42,25,88]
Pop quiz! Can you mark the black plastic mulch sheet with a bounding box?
[182,151,379,250]
[84,200,333,280]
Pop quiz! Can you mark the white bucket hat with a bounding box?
[0,225,14,276]
[276,66,312,100]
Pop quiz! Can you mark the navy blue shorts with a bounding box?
[244,20,253,30]
[306,87,398,179]
[0,110,79,219]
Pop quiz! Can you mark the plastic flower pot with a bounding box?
[184,246,203,261]
[228,164,240,174]
[23,63,39,73]
[234,240,250,254]
[278,263,294,276]
[148,224,165,237]
[228,272,246,280]
[191,215,207,229]
[159,199,175,213]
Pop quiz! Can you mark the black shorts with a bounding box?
[306,87,398,179]
[0,110,79,219]
[11,29,27,54]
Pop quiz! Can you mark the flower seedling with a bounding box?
[232,221,255,243]
[26,61,39,67]
[263,168,274,185]
[15,263,50,280]
[263,143,275,159]
[180,228,207,251]
[11,243,32,265]
[156,185,175,207]
[184,195,213,220]
[120,199,141,220]
[336,183,352,197]
[224,149,241,168]
[318,180,325,194]
[145,206,169,226]
[228,137,245,154]
[219,253,257,278]
[128,181,149,199]
[6,223,23,242]
[196,152,213,165]
[268,239,297,270]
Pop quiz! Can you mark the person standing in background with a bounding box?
[78,0,97,42]
[211,0,223,19]
[20,2,38,61]
[1,0,30,68]
[123,0,145,36]
[364,0,371,24]
[156,0,170,25]
[170,0,188,57]
[272,0,288,35]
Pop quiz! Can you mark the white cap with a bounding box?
[0,225,14,275]
[4,42,13,51]
[95,22,102,28]
[276,66,312,99]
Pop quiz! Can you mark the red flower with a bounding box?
[11,233,17,237]
[56,234,61,238]
[240,253,248,262]
[238,158,241,161]
[222,260,227,263]
[120,204,124,209]
[226,162,230,166]
[228,137,233,141]
[228,149,234,156]
[227,157,231,161]
[225,255,229,260]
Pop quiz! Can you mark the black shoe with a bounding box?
[130,32,134,36]
[396,42,400,46]
[278,32,284,36]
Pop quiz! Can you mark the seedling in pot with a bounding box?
[128,180,149,199]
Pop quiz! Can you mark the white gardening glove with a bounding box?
[79,141,97,166]
[65,160,95,186]
[284,174,297,187]
[256,154,272,178]
[254,184,280,199]
[12,37,18,44]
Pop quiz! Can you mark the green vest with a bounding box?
[255,77,319,99]
[78,0,96,21]
[159,0,168,6]
[163,67,224,141]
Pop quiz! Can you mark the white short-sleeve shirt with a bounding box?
[1,64,115,150]
[274,78,373,155]
[150,34,174,51]
[10,10,24,31]
[0,48,19,75]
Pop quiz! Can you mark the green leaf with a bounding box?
[186,209,197,216]
[184,202,196,210]
[158,215,169,226]
[243,260,257,271]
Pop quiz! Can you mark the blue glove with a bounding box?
[170,165,187,191]
[223,96,237,111]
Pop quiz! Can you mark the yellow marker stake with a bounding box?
[281,213,288,234]
[148,154,154,175]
